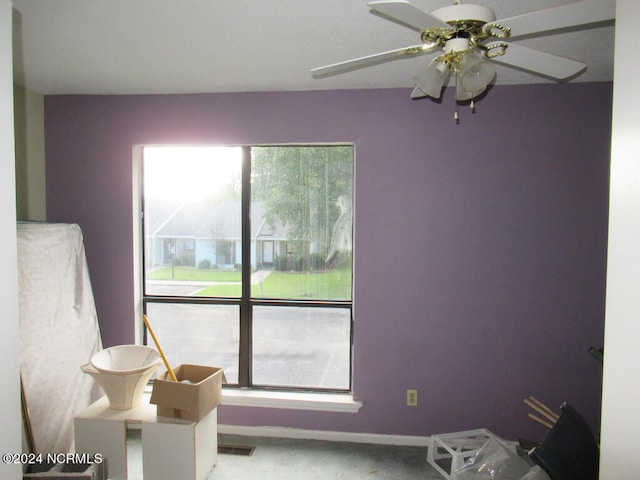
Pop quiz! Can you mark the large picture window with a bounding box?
[141,145,354,392]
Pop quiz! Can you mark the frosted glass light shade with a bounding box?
[457,51,495,94]
[455,74,487,101]
[413,58,450,99]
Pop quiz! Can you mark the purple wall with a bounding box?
[44,83,611,441]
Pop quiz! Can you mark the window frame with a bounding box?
[137,144,355,394]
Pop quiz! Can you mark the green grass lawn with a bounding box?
[147,266,241,282]
[148,265,352,300]
[249,268,352,300]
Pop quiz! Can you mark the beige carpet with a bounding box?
[127,431,443,480]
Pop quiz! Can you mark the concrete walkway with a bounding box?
[145,270,273,295]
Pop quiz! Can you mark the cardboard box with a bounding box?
[150,364,226,421]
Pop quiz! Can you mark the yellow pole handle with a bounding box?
[143,314,178,382]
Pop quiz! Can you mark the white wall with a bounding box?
[14,84,46,221]
[599,1,640,477]
[0,1,24,479]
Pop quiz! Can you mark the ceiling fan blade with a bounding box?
[311,44,437,77]
[490,43,586,80]
[368,0,450,31]
[489,0,615,39]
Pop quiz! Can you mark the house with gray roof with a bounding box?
[145,200,289,270]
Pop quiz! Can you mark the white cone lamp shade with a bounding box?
[456,51,496,100]
[413,57,450,99]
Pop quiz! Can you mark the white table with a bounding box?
[74,395,218,480]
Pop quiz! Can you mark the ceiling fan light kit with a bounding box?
[311,0,615,121]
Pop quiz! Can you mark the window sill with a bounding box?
[221,388,363,413]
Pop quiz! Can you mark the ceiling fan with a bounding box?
[311,0,615,106]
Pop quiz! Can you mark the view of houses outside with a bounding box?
[142,145,353,390]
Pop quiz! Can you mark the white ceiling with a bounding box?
[11,0,615,95]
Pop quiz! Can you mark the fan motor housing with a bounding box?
[431,4,496,25]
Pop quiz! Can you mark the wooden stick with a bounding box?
[528,413,554,429]
[524,398,558,424]
[143,314,178,382]
[528,396,560,422]
[21,375,36,453]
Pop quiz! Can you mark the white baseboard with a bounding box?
[218,424,430,447]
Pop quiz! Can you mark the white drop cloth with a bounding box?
[17,223,103,454]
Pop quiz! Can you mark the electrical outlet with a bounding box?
[407,389,418,407]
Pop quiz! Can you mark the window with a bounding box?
[140,145,354,392]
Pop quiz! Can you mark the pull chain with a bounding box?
[454,101,477,123]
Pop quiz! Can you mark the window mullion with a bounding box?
[238,146,253,387]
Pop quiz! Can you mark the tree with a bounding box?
[251,146,353,266]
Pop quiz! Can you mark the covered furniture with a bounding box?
[18,223,103,453]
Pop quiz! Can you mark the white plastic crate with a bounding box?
[427,428,503,480]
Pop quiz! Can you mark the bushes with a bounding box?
[310,253,326,271]
[198,259,212,270]
[202,253,332,272]
[179,254,195,268]
[275,254,326,272]
[292,255,305,272]
[274,255,288,271]
[274,254,305,272]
